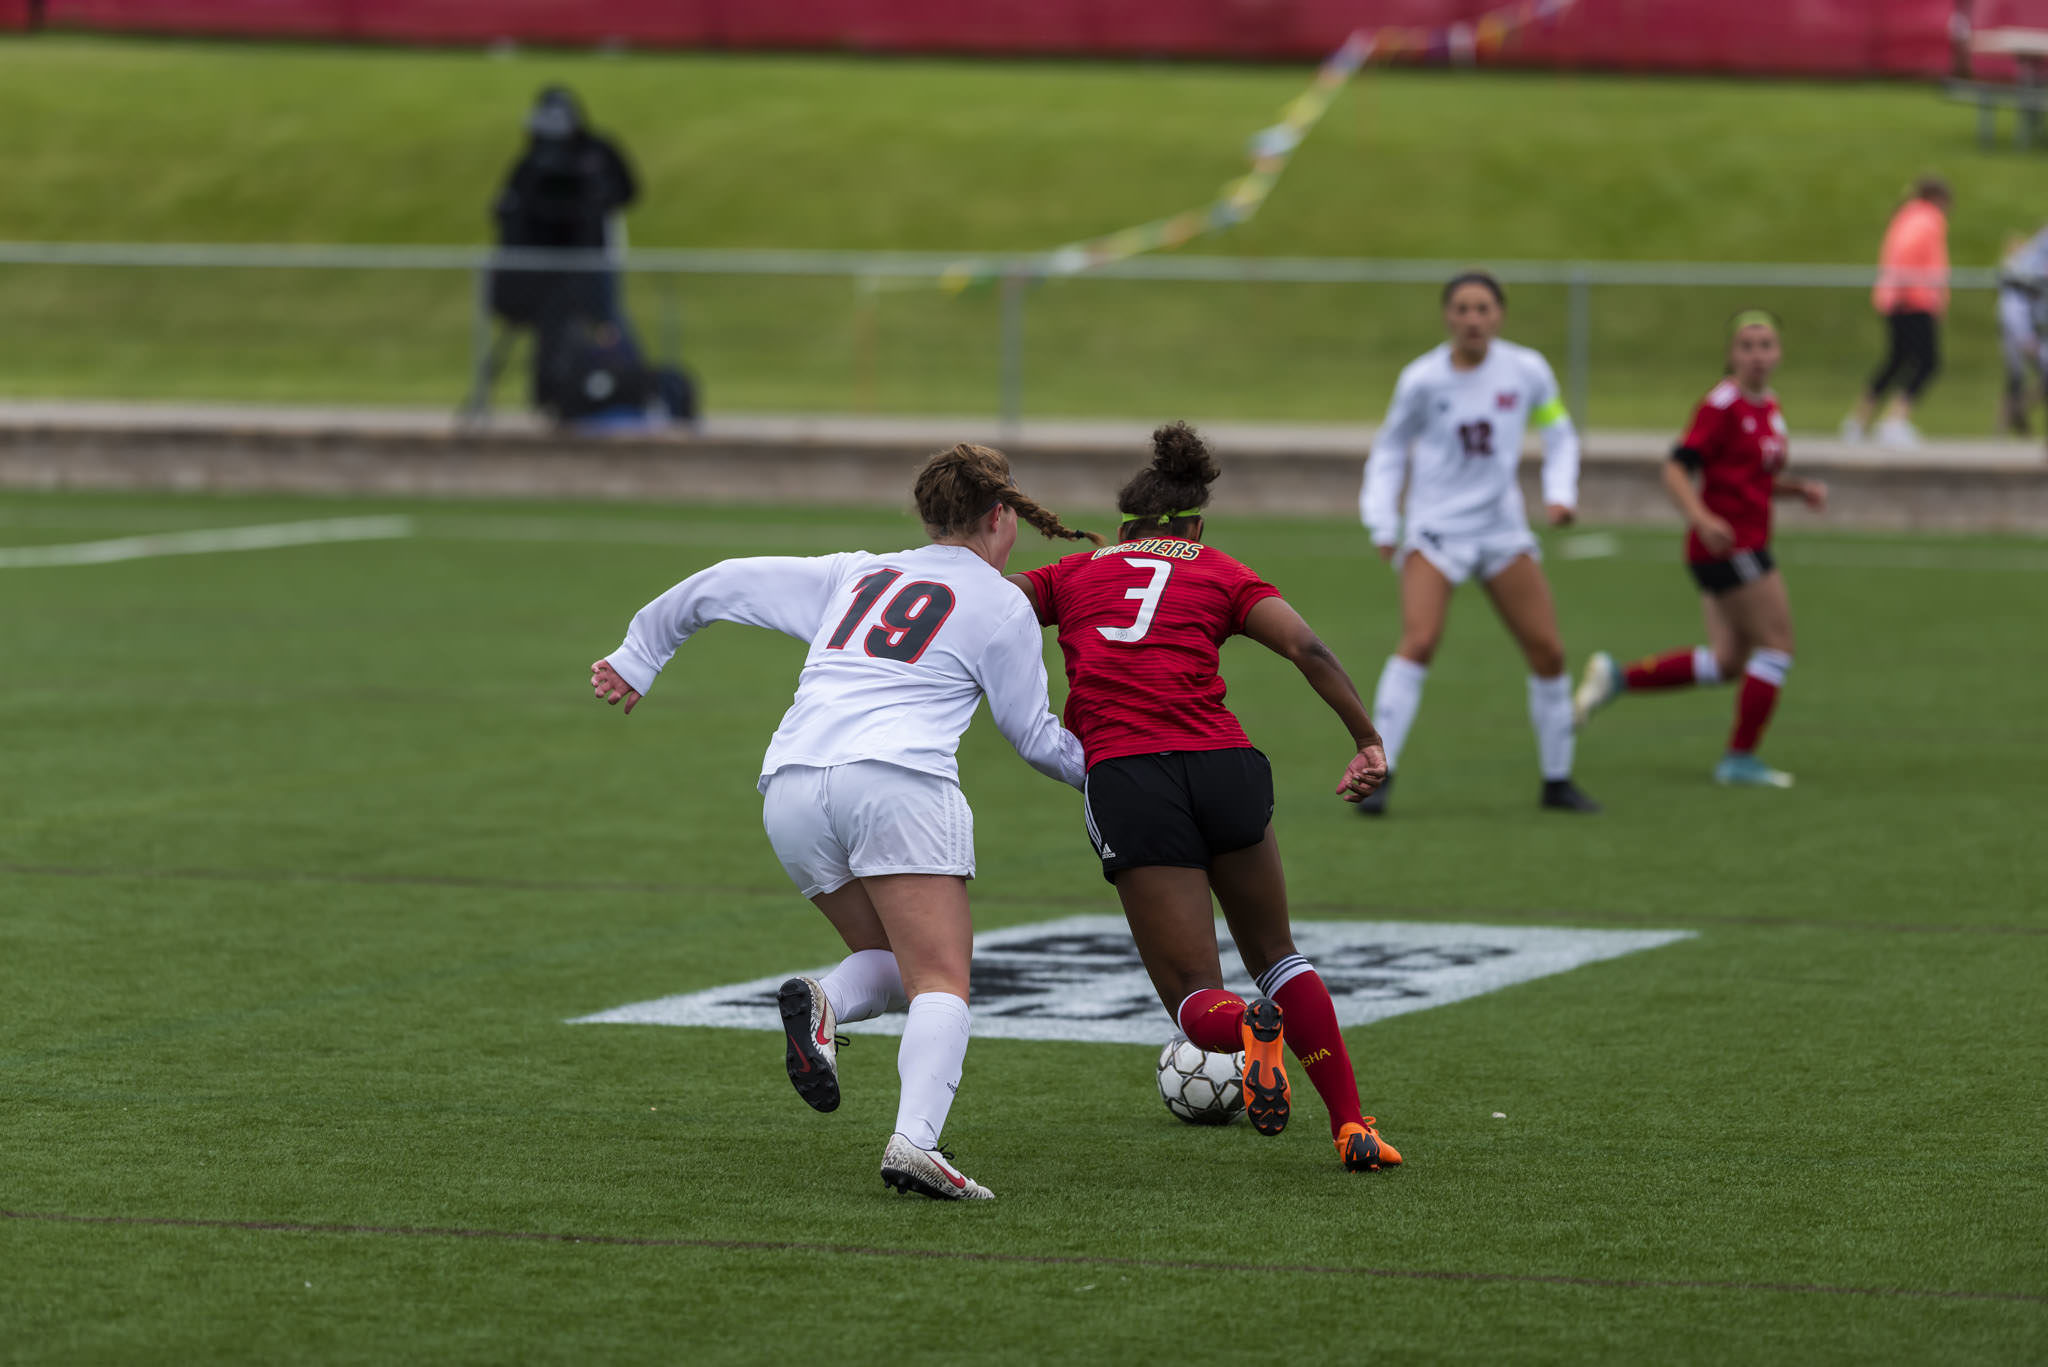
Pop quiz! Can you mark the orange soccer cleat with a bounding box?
[1239,996,1290,1137]
[1336,1119,1402,1172]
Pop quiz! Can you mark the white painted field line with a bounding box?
[0,516,413,569]
[1609,543,2048,574]
[421,515,915,550]
[1775,543,2048,573]
[1560,532,1621,559]
[1554,532,2048,574]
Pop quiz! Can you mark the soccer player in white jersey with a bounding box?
[589,443,1098,1200]
[1355,270,1600,815]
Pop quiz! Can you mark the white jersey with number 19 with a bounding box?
[1361,339,1580,548]
[606,543,1084,792]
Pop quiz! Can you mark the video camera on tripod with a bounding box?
[467,86,696,428]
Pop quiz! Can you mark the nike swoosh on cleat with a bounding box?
[787,1036,811,1073]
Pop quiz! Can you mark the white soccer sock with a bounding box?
[895,991,971,1151]
[1254,953,1317,998]
[1691,645,1722,685]
[1528,673,1575,782]
[819,947,905,1024]
[1372,656,1429,771]
[1746,648,1793,686]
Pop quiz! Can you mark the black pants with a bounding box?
[1868,310,1940,400]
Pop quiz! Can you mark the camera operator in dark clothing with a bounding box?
[491,86,637,329]
[483,87,693,428]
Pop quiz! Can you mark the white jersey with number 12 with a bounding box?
[1361,339,1579,546]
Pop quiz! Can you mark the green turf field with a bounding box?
[2,490,2043,1364]
[0,36,2042,432]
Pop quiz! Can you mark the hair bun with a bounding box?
[1149,421,1220,486]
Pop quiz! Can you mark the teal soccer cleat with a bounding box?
[1714,753,1793,788]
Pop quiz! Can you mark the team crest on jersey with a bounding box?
[571,915,1692,1046]
[1496,391,1519,410]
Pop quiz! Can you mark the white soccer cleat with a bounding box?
[777,976,842,1113]
[1573,651,1620,728]
[879,1133,995,1200]
[1875,417,1921,449]
[1837,416,1867,443]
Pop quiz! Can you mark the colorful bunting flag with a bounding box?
[936,0,1577,292]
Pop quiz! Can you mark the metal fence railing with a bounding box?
[0,241,2009,436]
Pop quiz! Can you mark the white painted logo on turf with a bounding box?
[569,916,1693,1045]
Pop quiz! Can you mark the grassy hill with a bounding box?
[0,36,2040,430]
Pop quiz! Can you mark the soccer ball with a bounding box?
[1156,1034,1246,1125]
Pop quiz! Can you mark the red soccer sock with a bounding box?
[1269,971,1366,1139]
[1624,647,1701,690]
[1729,674,1782,754]
[1729,649,1791,753]
[1176,988,1247,1054]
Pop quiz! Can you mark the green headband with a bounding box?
[1120,508,1204,526]
[1730,309,1779,338]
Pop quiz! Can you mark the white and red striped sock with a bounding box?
[1729,649,1791,753]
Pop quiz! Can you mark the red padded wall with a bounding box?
[36,0,1962,77]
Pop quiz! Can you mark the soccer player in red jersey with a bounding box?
[1007,423,1402,1173]
[1574,310,1827,787]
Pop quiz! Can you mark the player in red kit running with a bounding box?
[1574,310,1827,787]
[1007,422,1401,1173]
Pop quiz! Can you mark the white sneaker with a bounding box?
[777,976,841,1113]
[880,1133,995,1200]
[1838,416,1867,443]
[1875,417,1921,448]
[1573,650,1620,728]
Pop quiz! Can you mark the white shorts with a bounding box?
[1398,525,1540,586]
[760,760,975,899]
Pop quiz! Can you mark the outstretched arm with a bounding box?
[969,600,1086,788]
[593,553,850,709]
[1363,371,1424,556]
[1240,596,1387,802]
[1529,355,1580,526]
[1534,403,1581,526]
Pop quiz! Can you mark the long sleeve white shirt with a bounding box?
[607,543,1085,792]
[1361,340,1579,547]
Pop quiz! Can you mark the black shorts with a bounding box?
[1081,748,1274,882]
[1689,546,1776,595]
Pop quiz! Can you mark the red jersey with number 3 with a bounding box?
[1023,536,1280,767]
[1677,380,1788,564]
